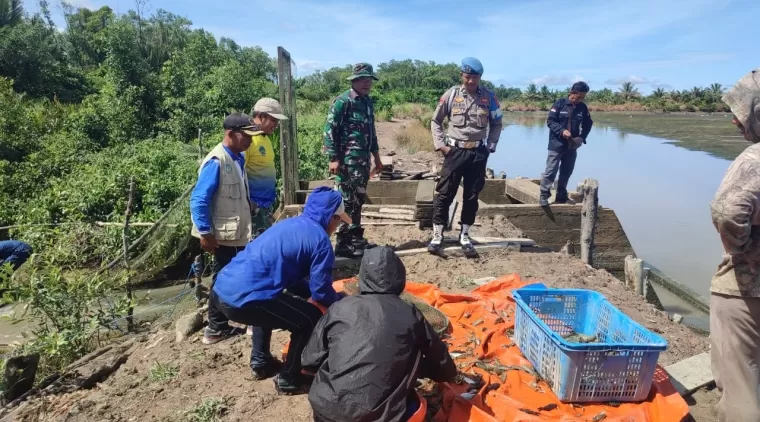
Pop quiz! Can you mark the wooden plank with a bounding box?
[277,47,299,206]
[363,212,415,221]
[378,207,414,215]
[664,352,713,396]
[333,239,536,268]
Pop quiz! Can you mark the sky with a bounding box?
[28,0,759,93]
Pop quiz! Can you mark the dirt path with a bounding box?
[7,250,712,422]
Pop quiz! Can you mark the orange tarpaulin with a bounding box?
[289,274,690,421]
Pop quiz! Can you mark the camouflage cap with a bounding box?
[347,63,379,81]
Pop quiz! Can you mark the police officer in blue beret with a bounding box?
[428,57,503,257]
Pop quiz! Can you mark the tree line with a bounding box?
[0,1,730,269]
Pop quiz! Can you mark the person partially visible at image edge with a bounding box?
[538,81,593,206]
[323,62,384,259]
[709,68,760,422]
[428,57,503,258]
[190,112,257,345]
[0,240,32,272]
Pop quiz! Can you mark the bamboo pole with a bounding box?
[122,177,136,331]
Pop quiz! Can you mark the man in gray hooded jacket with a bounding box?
[710,68,760,422]
[302,246,457,422]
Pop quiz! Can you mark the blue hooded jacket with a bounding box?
[212,186,342,308]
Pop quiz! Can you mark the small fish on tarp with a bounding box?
[537,403,558,412]
[520,408,540,416]
[592,411,608,422]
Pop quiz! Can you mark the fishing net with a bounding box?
[342,280,450,335]
[102,184,196,286]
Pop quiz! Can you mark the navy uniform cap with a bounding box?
[461,57,483,75]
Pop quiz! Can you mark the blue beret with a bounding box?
[461,57,483,75]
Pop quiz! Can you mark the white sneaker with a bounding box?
[427,224,444,253]
[459,224,477,257]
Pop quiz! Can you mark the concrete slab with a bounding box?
[505,179,555,204]
[479,179,512,204]
[296,180,419,205]
[664,352,713,396]
[479,204,634,274]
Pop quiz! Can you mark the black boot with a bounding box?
[352,227,376,250]
[335,231,362,259]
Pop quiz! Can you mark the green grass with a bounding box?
[149,361,179,383]
[184,397,230,422]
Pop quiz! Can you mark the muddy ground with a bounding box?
[2,120,717,421]
[5,249,714,422]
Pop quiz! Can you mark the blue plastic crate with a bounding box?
[512,286,668,403]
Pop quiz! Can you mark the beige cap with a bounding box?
[252,98,288,120]
[334,198,352,224]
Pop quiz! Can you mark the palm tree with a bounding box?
[691,87,704,99]
[651,87,665,99]
[618,82,639,101]
[709,83,723,96]
[0,0,23,27]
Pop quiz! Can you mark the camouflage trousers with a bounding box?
[251,205,274,239]
[335,163,370,233]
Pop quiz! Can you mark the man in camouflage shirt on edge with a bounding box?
[323,63,383,258]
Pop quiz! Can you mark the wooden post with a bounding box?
[580,178,599,266]
[277,46,299,206]
[625,255,645,296]
[197,129,203,161]
[122,177,136,332]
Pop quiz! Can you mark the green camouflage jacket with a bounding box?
[323,89,379,163]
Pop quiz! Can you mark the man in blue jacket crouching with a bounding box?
[209,186,349,394]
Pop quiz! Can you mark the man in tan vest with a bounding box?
[710,68,760,422]
[191,112,256,344]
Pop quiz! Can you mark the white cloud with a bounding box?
[604,75,672,90]
[529,75,587,86]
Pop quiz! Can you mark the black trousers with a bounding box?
[432,145,489,226]
[206,245,244,335]
[210,287,323,379]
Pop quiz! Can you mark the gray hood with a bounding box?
[358,246,406,295]
[722,69,760,143]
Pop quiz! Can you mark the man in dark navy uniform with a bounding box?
[539,82,593,206]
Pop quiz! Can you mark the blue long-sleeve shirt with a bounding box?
[190,146,245,234]
[212,186,343,308]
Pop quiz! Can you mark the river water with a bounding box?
[492,113,739,329]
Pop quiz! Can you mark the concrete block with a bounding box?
[478,204,634,274]
[505,179,556,204]
[665,352,713,396]
[479,179,511,204]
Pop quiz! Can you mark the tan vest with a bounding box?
[191,143,252,247]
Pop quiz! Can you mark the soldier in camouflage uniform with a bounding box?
[709,69,760,422]
[323,63,384,258]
